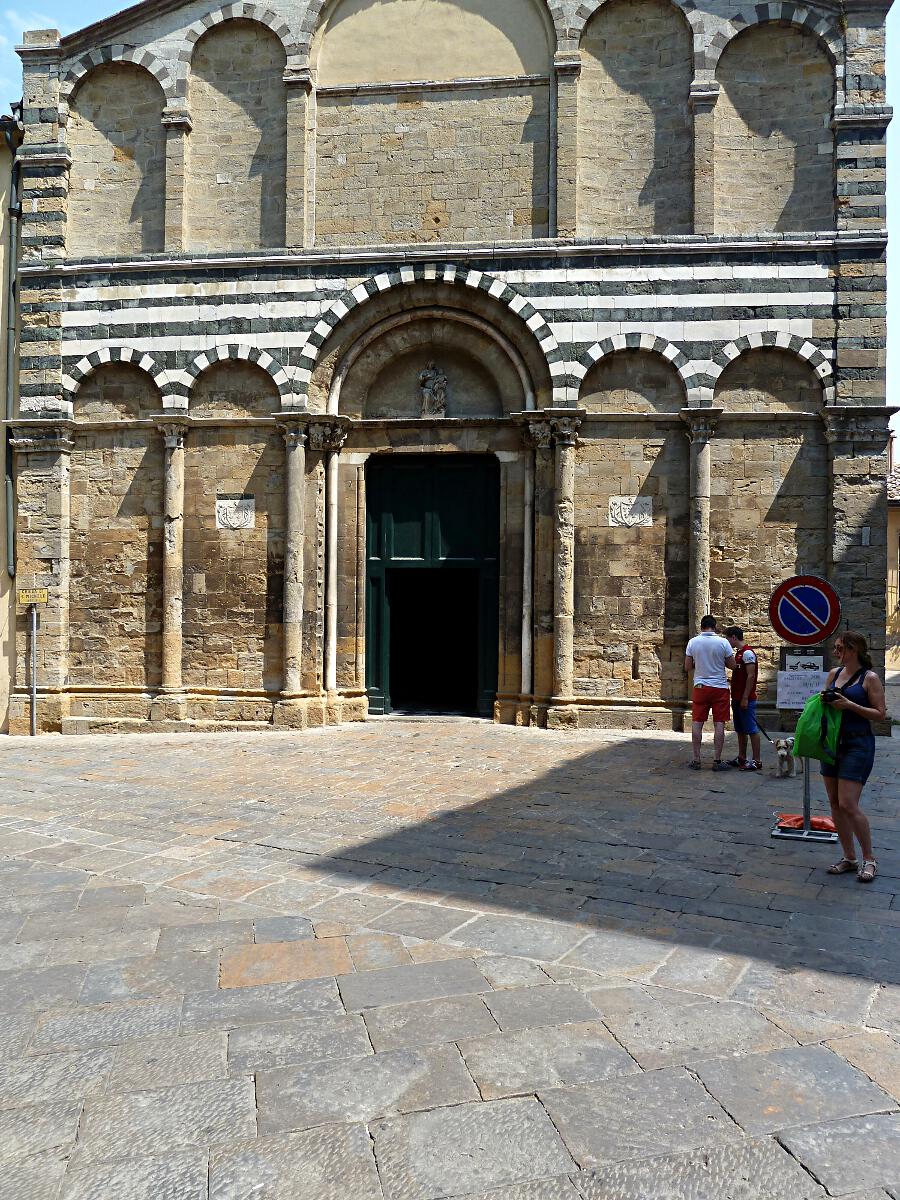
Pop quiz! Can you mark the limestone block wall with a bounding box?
[69,431,164,688]
[314,86,550,245]
[186,20,287,253]
[67,63,166,257]
[714,23,834,234]
[577,0,692,237]
[182,428,285,695]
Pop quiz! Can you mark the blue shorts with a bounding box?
[732,699,758,735]
[820,732,876,785]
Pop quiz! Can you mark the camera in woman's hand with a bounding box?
[822,688,840,704]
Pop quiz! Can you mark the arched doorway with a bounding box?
[366,455,500,716]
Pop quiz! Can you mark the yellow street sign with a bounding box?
[18,588,48,605]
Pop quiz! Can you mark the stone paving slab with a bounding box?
[79,950,220,1004]
[108,1031,228,1091]
[0,1151,68,1200]
[0,1046,113,1109]
[209,1125,383,1200]
[31,997,183,1052]
[696,1045,895,1134]
[364,994,499,1052]
[574,1138,828,1200]
[257,1044,478,1132]
[219,937,353,988]
[338,958,491,1011]
[228,1012,371,1072]
[372,1096,577,1199]
[180,978,342,1031]
[778,1113,900,1195]
[482,984,600,1032]
[827,1031,900,1102]
[0,1097,83,1163]
[59,1151,208,1200]
[540,1066,741,1168]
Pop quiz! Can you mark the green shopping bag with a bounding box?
[793,693,842,764]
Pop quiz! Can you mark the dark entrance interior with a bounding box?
[388,568,479,713]
[366,455,500,717]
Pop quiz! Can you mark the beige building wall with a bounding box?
[0,139,11,732]
[888,505,899,669]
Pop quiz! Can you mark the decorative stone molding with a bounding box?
[833,104,893,130]
[61,45,176,104]
[183,344,293,407]
[299,263,564,404]
[161,107,192,132]
[307,419,348,453]
[709,334,835,405]
[553,51,581,78]
[822,405,897,450]
[10,422,75,455]
[63,347,167,400]
[689,81,719,112]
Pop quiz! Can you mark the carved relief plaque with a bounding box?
[216,495,255,530]
[608,496,652,527]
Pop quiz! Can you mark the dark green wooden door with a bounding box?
[366,456,500,716]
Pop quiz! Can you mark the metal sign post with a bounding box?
[17,588,48,736]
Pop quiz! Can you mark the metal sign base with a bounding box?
[770,756,839,844]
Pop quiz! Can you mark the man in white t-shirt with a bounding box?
[684,614,736,771]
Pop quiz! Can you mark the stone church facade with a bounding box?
[9,0,893,733]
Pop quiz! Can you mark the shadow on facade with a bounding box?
[309,730,897,984]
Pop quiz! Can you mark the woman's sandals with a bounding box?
[826,858,858,875]
[857,859,878,883]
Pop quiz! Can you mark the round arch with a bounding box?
[183,344,292,407]
[175,4,301,95]
[573,334,697,406]
[711,335,835,405]
[64,348,166,400]
[61,46,175,106]
[300,265,565,406]
[708,5,841,82]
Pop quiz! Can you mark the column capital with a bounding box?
[278,420,308,450]
[823,404,897,450]
[162,106,192,132]
[689,81,720,113]
[554,51,582,78]
[681,407,723,444]
[307,418,348,453]
[10,420,74,455]
[158,420,188,450]
[283,67,313,90]
[549,411,583,447]
[522,416,553,450]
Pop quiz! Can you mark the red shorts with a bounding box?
[692,685,730,724]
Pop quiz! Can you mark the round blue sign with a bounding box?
[769,575,842,646]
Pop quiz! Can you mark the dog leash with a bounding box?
[754,719,777,745]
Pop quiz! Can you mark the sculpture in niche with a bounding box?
[419,362,447,417]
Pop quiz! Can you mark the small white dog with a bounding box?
[774,736,802,778]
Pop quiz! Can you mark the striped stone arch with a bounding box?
[298,263,567,403]
[183,344,293,405]
[567,0,705,56]
[299,0,568,62]
[61,46,176,104]
[175,3,302,94]
[571,333,700,405]
[63,347,167,398]
[707,5,843,78]
[710,334,836,404]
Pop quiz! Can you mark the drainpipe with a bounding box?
[4,108,22,578]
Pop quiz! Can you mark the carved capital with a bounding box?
[10,421,74,456]
[549,414,582,448]
[823,405,897,450]
[279,422,308,451]
[307,419,347,453]
[681,407,723,445]
[524,418,553,450]
[158,421,187,451]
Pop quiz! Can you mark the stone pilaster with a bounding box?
[549,413,581,720]
[553,52,580,238]
[823,406,895,668]
[284,70,312,248]
[525,417,554,725]
[308,419,348,699]
[280,422,307,697]
[162,108,191,253]
[9,421,73,732]
[153,422,187,721]
[17,31,66,265]
[681,408,722,634]
[689,82,718,235]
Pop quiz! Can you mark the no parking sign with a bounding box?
[769,575,842,647]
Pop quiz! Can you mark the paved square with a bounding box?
[0,720,898,1197]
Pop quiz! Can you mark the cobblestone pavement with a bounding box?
[1,719,899,1200]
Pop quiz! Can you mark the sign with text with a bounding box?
[17,588,48,605]
[776,669,826,710]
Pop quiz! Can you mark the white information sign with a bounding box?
[776,669,826,710]
[785,654,824,673]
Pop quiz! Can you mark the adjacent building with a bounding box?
[9,0,894,733]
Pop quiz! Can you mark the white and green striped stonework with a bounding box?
[8,0,893,733]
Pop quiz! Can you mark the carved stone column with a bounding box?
[553,52,581,238]
[157,423,187,712]
[550,414,581,707]
[681,408,721,634]
[9,422,74,732]
[689,83,718,235]
[280,423,307,697]
[526,417,554,723]
[308,419,348,696]
[284,70,312,248]
[162,108,191,252]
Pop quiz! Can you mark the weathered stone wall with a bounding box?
[314,87,550,245]
[580,349,685,414]
[72,363,161,420]
[191,361,281,419]
[69,430,164,688]
[577,0,693,237]
[67,63,166,257]
[715,348,824,414]
[186,20,287,252]
[182,428,285,693]
[715,23,834,234]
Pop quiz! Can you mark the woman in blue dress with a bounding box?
[822,632,887,883]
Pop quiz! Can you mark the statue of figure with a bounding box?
[419,362,447,417]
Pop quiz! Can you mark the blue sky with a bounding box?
[0,1,897,432]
